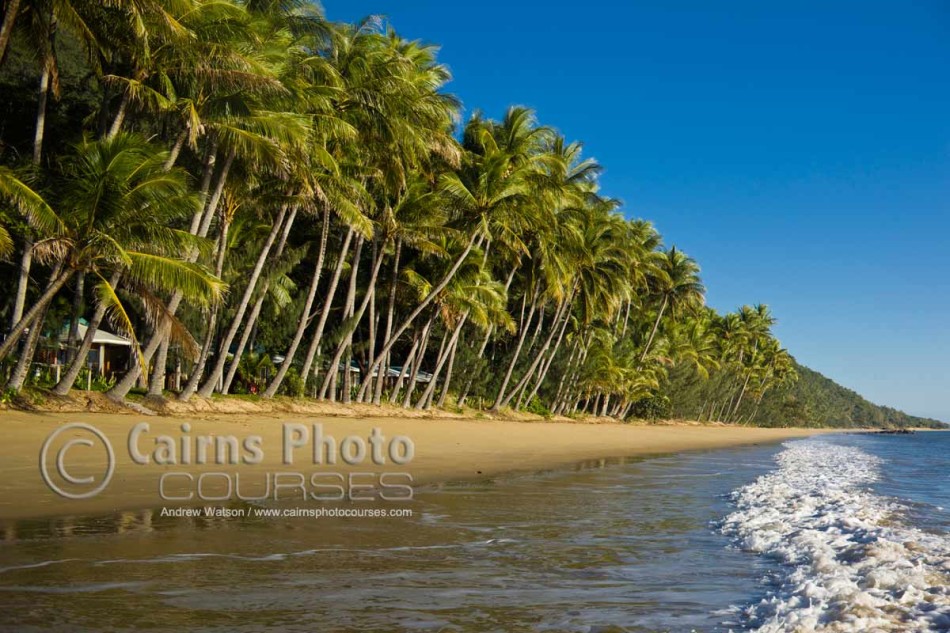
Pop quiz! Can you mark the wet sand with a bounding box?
[0,409,833,520]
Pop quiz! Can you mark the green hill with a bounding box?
[664,360,945,429]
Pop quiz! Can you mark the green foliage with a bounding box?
[280,367,305,398]
[666,360,943,429]
[232,353,275,395]
[758,363,942,428]
[71,368,115,392]
[522,395,552,418]
[628,394,672,421]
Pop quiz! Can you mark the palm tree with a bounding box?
[638,247,705,365]
[724,304,776,422]
[3,133,224,392]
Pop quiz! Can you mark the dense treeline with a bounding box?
[665,360,944,428]
[0,0,925,428]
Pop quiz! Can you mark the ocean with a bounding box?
[0,432,947,632]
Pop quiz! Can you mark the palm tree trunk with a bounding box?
[436,339,459,408]
[436,314,467,408]
[457,325,491,407]
[389,331,420,405]
[556,330,590,415]
[178,312,218,400]
[550,337,580,412]
[198,149,235,239]
[525,302,545,356]
[498,294,572,411]
[107,293,182,400]
[337,236,364,402]
[716,399,730,423]
[221,206,298,394]
[610,399,624,418]
[0,0,23,66]
[53,272,121,395]
[262,208,330,398]
[402,313,435,408]
[624,400,638,419]
[362,243,377,404]
[193,139,219,227]
[299,227,354,385]
[164,129,187,171]
[155,213,231,398]
[6,304,47,391]
[33,60,50,165]
[11,3,46,321]
[728,371,754,423]
[371,238,400,405]
[4,261,65,390]
[750,387,769,423]
[10,239,32,332]
[106,90,130,140]
[721,369,746,423]
[194,205,289,399]
[619,300,632,340]
[0,267,73,362]
[457,267,515,407]
[330,237,386,402]
[359,230,483,398]
[413,321,452,409]
[66,272,85,361]
[417,312,467,410]
[320,235,365,400]
[524,298,573,407]
[341,345,353,403]
[29,0,54,160]
[177,214,232,400]
[639,296,668,364]
[600,394,611,417]
[491,279,540,410]
[148,337,170,396]
[221,292,263,395]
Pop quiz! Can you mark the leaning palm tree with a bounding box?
[1,133,224,392]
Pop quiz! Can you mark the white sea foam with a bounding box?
[722,439,950,632]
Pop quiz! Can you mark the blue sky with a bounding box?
[326,1,950,421]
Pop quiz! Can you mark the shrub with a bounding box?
[627,394,672,421]
[280,367,305,398]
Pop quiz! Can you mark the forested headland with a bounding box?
[663,360,944,428]
[0,1,939,429]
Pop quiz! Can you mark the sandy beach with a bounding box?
[0,409,833,521]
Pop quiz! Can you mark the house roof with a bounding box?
[61,323,133,347]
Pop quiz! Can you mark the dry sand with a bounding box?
[0,408,837,521]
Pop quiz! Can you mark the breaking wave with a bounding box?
[722,439,950,632]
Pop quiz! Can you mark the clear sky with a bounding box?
[326,1,950,421]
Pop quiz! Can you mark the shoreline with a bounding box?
[0,408,842,522]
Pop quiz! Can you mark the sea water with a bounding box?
[722,432,949,632]
[0,432,946,632]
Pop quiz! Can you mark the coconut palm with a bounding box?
[2,133,224,392]
[638,247,705,365]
